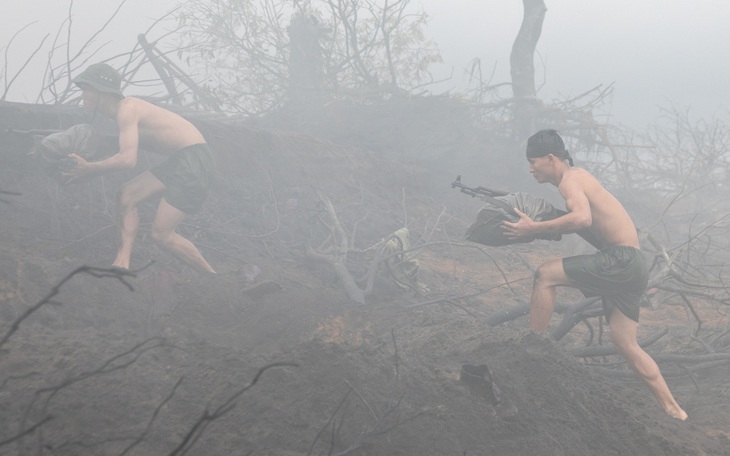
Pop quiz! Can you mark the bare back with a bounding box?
[560,167,639,249]
[118,97,206,154]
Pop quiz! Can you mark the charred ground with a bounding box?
[1,101,729,455]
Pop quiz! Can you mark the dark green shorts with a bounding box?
[150,143,215,214]
[562,246,649,322]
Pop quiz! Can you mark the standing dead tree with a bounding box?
[459,0,613,147]
[173,0,442,114]
[509,0,545,136]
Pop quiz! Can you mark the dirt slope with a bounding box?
[1,105,729,455]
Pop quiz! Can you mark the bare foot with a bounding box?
[112,259,130,270]
[667,407,688,421]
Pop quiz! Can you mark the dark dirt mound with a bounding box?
[1,103,729,455]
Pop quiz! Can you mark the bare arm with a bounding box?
[64,103,139,182]
[541,176,593,233]
[502,175,593,238]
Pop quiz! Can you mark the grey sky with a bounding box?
[2,0,728,128]
[421,0,730,128]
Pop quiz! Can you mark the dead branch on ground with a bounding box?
[167,362,299,456]
[0,416,54,449]
[482,225,730,375]
[329,392,424,456]
[13,337,164,452]
[0,259,300,454]
[117,376,184,455]
[305,191,367,304]
[306,191,522,306]
[0,265,139,350]
[0,190,21,204]
[307,331,423,456]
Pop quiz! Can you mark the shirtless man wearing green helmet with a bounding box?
[66,62,216,274]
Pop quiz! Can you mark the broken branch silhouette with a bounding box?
[167,362,299,456]
[0,265,140,350]
[308,381,424,455]
[305,191,366,304]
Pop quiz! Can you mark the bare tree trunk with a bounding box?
[287,11,326,108]
[510,0,546,136]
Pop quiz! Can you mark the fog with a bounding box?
[3,2,730,453]
[2,0,729,128]
[422,0,730,128]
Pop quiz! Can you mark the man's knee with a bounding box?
[609,328,644,362]
[150,226,173,246]
[117,183,139,209]
[118,174,163,209]
[610,330,632,352]
[533,262,555,286]
[533,265,543,284]
[533,259,573,288]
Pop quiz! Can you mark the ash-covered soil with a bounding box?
[1,109,729,456]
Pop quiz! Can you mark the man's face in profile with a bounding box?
[79,86,101,112]
[528,155,552,183]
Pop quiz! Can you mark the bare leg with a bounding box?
[150,198,215,273]
[608,309,688,420]
[113,172,165,269]
[529,259,573,330]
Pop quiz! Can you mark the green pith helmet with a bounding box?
[72,63,124,98]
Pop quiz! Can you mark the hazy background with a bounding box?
[2,0,728,129]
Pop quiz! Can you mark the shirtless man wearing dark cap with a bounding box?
[502,129,687,420]
[65,62,216,273]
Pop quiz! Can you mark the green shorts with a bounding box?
[562,246,649,322]
[150,143,215,214]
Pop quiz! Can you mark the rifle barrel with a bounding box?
[451,177,509,198]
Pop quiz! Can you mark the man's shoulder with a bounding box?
[558,168,602,195]
[567,166,592,175]
[116,96,143,114]
[565,167,599,183]
[118,97,174,120]
[118,96,149,109]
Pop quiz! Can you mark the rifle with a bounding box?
[452,175,606,248]
[451,175,509,198]
[451,175,517,215]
